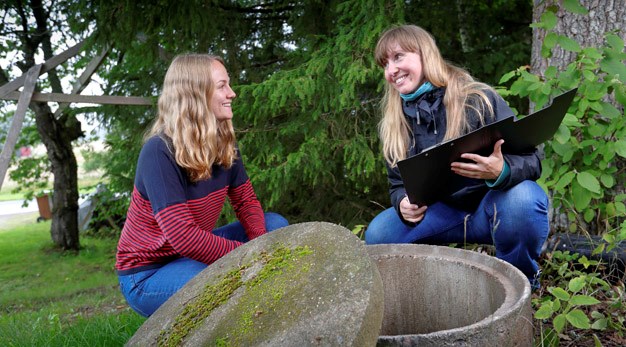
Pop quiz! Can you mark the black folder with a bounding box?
[397,88,577,205]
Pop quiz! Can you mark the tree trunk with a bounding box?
[532,0,626,76]
[531,0,626,232]
[30,99,82,251]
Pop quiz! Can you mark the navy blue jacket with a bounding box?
[386,88,542,220]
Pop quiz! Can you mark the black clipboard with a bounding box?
[397,88,577,205]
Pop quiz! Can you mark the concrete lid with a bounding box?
[127,222,384,347]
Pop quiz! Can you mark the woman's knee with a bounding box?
[365,208,403,244]
[488,181,549,248]
[501,181,548,209]
[265,212,289,231]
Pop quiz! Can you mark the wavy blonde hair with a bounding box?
[146,54,237,181]
[374,25,494,167]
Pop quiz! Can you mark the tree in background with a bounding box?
[501,0,625,234]
[0,0,93,250]
[82,0,531,230]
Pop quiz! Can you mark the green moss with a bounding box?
[157,267,245,347]
[157,244,313,347]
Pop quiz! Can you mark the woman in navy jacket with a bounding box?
[365,25,549,287]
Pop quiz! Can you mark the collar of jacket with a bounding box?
[402,87,445,125]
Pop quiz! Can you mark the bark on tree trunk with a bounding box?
[30,99,82,250]
[532,0,626,76]
[531,0,626,232]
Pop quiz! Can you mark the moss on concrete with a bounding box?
[157,244,313,347]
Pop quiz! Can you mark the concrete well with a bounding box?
[368,244,533,347]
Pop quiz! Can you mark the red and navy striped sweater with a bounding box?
[116,136,265,275]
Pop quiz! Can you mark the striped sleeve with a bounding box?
[229,178,266,240]
[155,202,242,264]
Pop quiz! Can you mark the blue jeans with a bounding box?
[118,212,289,317]
[365,181,549,285]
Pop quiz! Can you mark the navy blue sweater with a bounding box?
[116,136,265,274]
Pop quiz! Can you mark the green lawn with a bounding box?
[0,216,145,346]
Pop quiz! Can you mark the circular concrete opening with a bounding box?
[368,244,532,346]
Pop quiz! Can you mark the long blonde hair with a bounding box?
[146,54,237,181]
[374,25,494,167]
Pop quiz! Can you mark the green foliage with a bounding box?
[407,0,532,86]
[80,148,108,173]
[534,249,626,345]
[82,186,129,239]
[8,156,51,203]
[86,0,532,229]
[500,7,626,234]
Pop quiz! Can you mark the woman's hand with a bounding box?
[450,139,505,180]
[400,196,427,223]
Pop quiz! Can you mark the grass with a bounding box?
[0,216,146,346]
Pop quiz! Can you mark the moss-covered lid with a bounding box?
[126,222,384,347]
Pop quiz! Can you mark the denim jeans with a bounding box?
[118,212,289,317]
[365,181,549,285]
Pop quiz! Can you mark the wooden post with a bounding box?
[54,47,109,118]
[0,40,85,99]
[0,91,153,105]
[0,64,42,191]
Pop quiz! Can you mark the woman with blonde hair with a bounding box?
[365,25,549,288]
[116,54,288,317]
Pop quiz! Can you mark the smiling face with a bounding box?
[210,61,236,121]
[383,43,424,95]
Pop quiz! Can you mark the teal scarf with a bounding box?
[400,82,435,101]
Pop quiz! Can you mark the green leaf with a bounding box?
[499,70,516,84]
[543,32,558,49]
[549,287,571,301]
[576,171,601,194]
[600,52,626,84]
[600,102,621,119]
[572,180,593,211]
[569,295,601,306]
[600,174,614,188]
[568,276,586,293]
[545,66,558,79]
[563,0,589,14]
[554,171,576,191]
[606,33,625,51]
[590,311,605,319]
[534,302,554,319]
[616,85,626,106]
[582,70,596,81]
[553,313,567,333]
[527,82,542,91]
[540,11,558,30]
[615,140,626,158]
[558,35,582,52]
[566,309,591,329]
[554,124,571,144]
[582,47,602,60]
[583,209,595,223]
[562,113,582,127]
[587,123,606,137]
[616,201,626,214]
[591,318,608,330]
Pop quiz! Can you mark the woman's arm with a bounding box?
[227,154,266,240]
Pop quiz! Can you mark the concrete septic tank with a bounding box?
[368,244,533,347]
